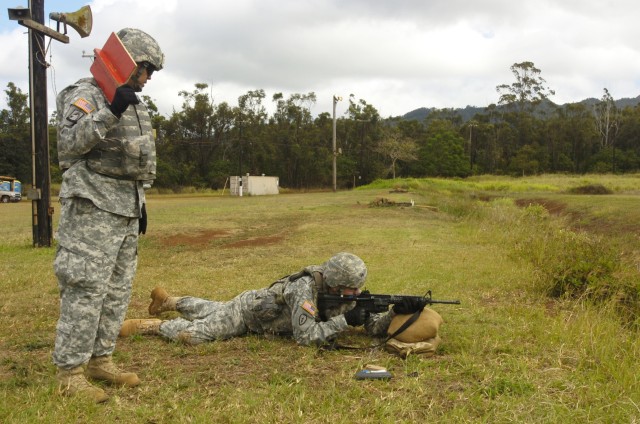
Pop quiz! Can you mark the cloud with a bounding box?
[1,0,640,119]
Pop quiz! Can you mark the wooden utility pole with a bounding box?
[9,0,82,246]
[28,0,53,247]
[9,2,93,248]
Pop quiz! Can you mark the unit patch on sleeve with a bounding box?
[72,97,95,114]
[300,300,317,317]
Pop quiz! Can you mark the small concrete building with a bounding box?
[230,175,279,196]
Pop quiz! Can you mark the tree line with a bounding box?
[1,62,639,190]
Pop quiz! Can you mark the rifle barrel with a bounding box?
[318,293,461,305]
[428,299,461,305]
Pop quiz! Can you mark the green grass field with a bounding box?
[1,174,639,423]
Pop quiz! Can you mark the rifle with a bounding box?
[317,290,460,314]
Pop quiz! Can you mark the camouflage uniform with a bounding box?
[159,264,394,346]
[52,29,162,369]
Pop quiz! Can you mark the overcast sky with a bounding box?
[2,0,640,119]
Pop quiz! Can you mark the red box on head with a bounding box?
[90,32,137,103]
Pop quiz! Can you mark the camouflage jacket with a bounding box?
[56,77,155,217]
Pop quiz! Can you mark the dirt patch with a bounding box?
[370,197,414,207]
[474,194,498,202]
[161,229,232,247]
[514,198,568,215]
[161,229,286,249]
[514,197,640,237]
[223,235,285,249]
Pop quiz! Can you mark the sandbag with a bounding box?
[387,307,443,343]
[385,336,441,358]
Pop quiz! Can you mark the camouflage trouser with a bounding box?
[159,292,253,344]
[53,197,139,369]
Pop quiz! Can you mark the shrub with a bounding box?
[567,184,613,195]
[485,202,626,300]
[540,229,618,298]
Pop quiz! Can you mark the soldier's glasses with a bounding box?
[140,61,156,77]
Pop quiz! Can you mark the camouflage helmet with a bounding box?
[117,28,164,71]
[322,252,367,289]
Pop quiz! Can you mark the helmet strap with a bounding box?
[128,65,145,92]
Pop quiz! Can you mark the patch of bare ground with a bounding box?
[514,198,568,215]
[515,197,640,236]
[369,197,414,207]
[160,229,285,249]
[161,229,232,247]
[222,235,285,249]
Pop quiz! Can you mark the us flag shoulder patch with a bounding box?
[72,97,95,114]
[301,300,317,317]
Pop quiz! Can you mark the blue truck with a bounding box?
[0,176,22,203]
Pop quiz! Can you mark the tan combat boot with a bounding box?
[86,356,140,387]
[119,318,162,337]
[148,287,180,315]
[57,365,109,403]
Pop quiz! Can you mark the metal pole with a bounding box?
[468,121,477,171]
[28,0,53,247]
[332,95,341,192]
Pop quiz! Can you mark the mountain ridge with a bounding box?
[402,95,640,122]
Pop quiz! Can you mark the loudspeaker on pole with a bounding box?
[49,5,92,38]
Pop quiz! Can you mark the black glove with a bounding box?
[139,203,147,235]
[393,297,428,315]
[344,307,367,327]
[109,85,139,117]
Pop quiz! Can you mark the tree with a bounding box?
[235,89,268,176]
[496,61,555,113]
[465,119,501,174]
[509,144,546,176]
[593,88,621,172]
[268,92,318,188]
[141,95,166,139]
[548,104,598,173]
[616,104,640,172]
[0,83,31,183]
[414,120,469,177]
[593,88,620,149]
[158,83,229,188]
[375,127,418,179]
[345,96,383,185]
[494,62,555,171]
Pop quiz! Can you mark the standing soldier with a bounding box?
[53,28,164,403]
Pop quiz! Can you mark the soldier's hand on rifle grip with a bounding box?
[393,297,428,315]
[110,85,140,118]
[344,307,367,326]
